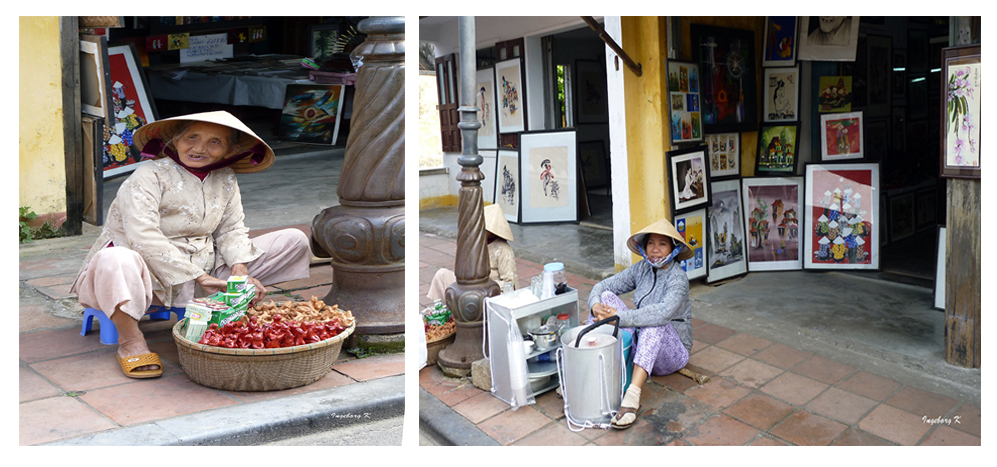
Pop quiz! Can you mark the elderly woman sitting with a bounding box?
[427,203,517,301]
[71,111,311,379]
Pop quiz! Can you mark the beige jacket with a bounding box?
[488,239,517,290]
[72,158,262,306]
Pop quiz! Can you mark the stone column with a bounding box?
[312,17,405,335]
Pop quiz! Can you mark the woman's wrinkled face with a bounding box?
[644,233,673,263]
[175,122,235,168]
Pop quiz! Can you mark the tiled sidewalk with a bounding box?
[19,226,404,446]
[418,232,981,446]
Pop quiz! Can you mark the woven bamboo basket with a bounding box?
[172,318,354,392]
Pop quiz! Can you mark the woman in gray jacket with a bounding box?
[587,218,694,429]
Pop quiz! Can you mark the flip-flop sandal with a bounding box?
[610,405,640,430]
[119,353,163,379]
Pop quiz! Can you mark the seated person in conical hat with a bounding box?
[427,204,518,302]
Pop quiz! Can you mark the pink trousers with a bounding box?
[73,229,312,321]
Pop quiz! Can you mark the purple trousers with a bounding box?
[589,291,689,376]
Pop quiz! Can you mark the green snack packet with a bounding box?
[227,275,250,293]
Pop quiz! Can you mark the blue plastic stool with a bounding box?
[81,306,186,345]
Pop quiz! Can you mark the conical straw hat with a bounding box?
[484,204,514,242]
[131,111,275,173]
[626,217,695,262]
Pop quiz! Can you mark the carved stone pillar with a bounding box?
[437,17,500,375]
[311,17,405,335]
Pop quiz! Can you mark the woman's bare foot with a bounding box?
[116,338,160,372]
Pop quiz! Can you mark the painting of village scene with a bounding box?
[804,164,879,269]
[666,60,703,144]
[756,124,799,174]
[742,178,803,271]
[706,179,747,282]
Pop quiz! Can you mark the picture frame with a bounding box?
[817,75,853,113]
[797,16,862,62]
[690,24,757,133]
[574,59,608,124]
[278,84,346,146]
[705,132,740,180]
[518,130,577,224]
[80,34,113,123]
[308,23,341,60]
[933,226,946,310]
[667,145,711,215]
[476,67,499,149]
[888,191,916,243]
[820,111,864,161]
[865,34,892,118]
[665,59,703,144]
[803,163,880,270]
[673,208,708,281]
[578,140,609,190]
[103,43,158,179]
[480,149,498,204]
[706,179,747,283]
[914,186,937,232]
[742,177,804,271]
[940,45,981,179]
[494,149,521,224]
[763,66,800,123]
[495,57,526,134]
[762,16,798,67]
[756,124,800,175]
[81,116,105,226]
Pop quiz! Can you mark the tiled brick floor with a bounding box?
[418,232,982,446]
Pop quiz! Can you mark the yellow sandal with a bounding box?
[118,353,163,379]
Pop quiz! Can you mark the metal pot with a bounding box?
[529,323,559,351]
[556,316,624,430]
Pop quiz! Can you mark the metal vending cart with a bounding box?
[485,287,579,408]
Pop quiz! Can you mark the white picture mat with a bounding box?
[742,177,804,271]
[495,58,525,133]
[803,163,880,270]
[519,131,577,223]
[476,68,498,149]
[707,179,748,282]
[706,133,740,179]
[670,149,710,213]
[494,150,520,223]
[820,111,865,161]
[763,66,800,123]
[934,227,946,309]
[480,150,497,204]
[798,16,862,61]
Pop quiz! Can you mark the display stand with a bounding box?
[485,287,579,406]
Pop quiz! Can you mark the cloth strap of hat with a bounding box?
[139,138,267,173]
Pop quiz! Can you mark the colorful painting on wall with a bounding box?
[706,179,747,283]
[278,84,346,145]
[674,208,707,280]
[762,16,798,67]
[764,66,800,123]
[820,111,864,161]
[519,130,577,224]
[940,45,981,179]
[103,43,158,179]
[705,133,739,179]
[818,76,853,113]
[494,149,521,224]
[691,24,758,133]
[804,163,880,270]
[666,60,703,144]
[756,124,799,175]
[742,177,804,271]
[495,58,525,133]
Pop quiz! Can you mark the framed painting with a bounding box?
[914,186,937,232]
[756,124,800,175]
[690,25,757,133]
[575,59,608,124]
[495,57,526,134]
[888,192,915,243]
[762,16,798,67]
[803,163,880,270]
[817,76,853,113]
[797,16,861,62]
[666,60,703,144]
[494,149,521,224]
[706,179,747,283]
[674,208,707,281]
[80,35,113,123]
[480,149,498,204]
[278,84,346,145]
[764,66,800,123]
[742,177,804,271]
[103,43,158,179]
[820,111,864,161]
[476,68,499,149]
[81,116,105,226]
[705,132,739,180]
[940,45,981,179]
[933,226,946,310]
[578,140,609,190]
[308,23,341,60]
[518,130,577,224]
[866,35,892,118]
[667,146,711,215]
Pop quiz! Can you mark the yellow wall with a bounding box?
[19,16,67,216]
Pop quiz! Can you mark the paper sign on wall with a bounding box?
[180,33,233,63]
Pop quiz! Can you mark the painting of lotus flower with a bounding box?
[279,84,346,145]
[941,45,981,179]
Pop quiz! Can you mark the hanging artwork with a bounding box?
[103,43,158,179]
[278,84,346,145]
[706,179,747,283]
[674,208,707,280]
[763,66,800,122]
[820,111,864,161]
[804,163,880,270]
[762,16,798,67]
[578,140,609,189]
[494,149,521,224]
[818,76,852,113]
[705,133,739,179]
[756,124,800,175]
[495,58,525,134]
[667,146,711,215]
[798,16,862,61]
[666,60,703,144]
[519,130,577,224]
[940,45,981,179]
[476,68,498,149]
[80,35,113,122]
[691,25,758,133]
[480,149,498,204]
[575,60,608,124]
[742,177,804,271]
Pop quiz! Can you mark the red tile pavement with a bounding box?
[769,410,848,446]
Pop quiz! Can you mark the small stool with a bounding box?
[81,306,187,346]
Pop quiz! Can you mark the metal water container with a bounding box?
[556,316,625,431]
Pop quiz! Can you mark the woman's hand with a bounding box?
[195,274,228,296]
[591,302,618,321]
